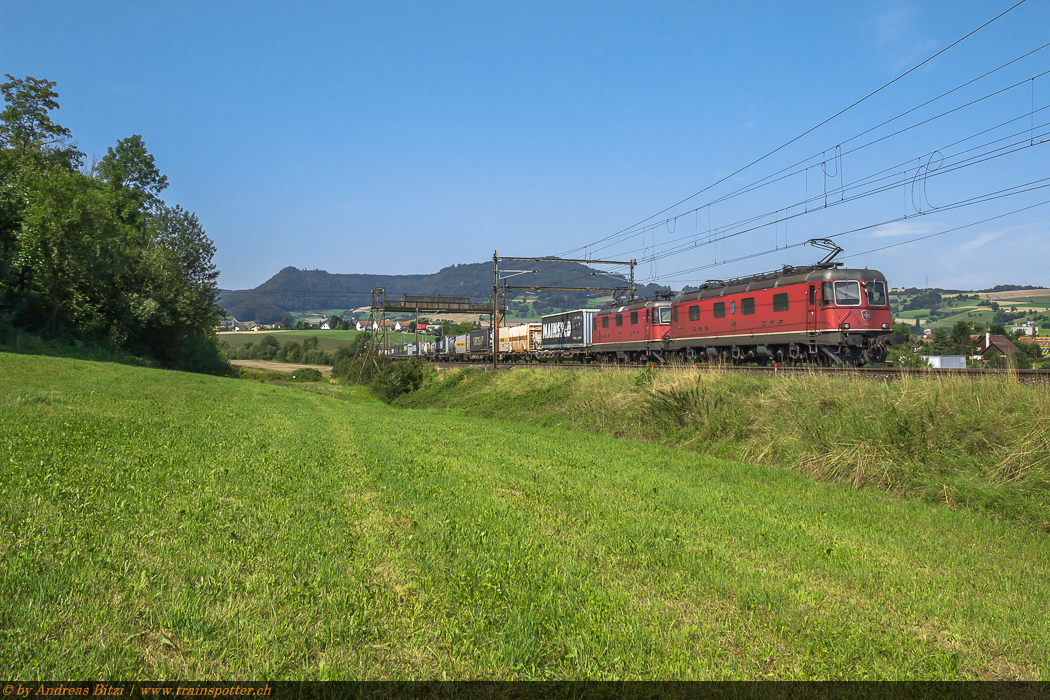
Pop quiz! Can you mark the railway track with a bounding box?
[424,360,1050,382]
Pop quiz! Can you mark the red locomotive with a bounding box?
[591,297,673,363]
[592,240,900,365]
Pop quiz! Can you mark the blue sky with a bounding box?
[2,0,1048,293]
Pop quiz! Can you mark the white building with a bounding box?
[1011,321,1039,337]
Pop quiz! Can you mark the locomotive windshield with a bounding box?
[867,281,888,306]
[658,307,671,324]
[834,281,861,306]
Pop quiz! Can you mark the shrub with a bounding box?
[371,359,432,403]
[289,367,323,382]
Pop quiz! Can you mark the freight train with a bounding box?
[392,256,902,366]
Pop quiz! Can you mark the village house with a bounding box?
[972,332,1017,360]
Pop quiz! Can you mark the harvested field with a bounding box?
[230,359,333,376]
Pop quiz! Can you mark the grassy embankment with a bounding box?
[2,353,1049,679]
[395,365,1050,529]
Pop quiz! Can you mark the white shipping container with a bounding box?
[499,323,541,353]
[927,355,966,369]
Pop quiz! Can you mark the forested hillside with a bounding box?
[0,75,227,372]
[222,262,671,323]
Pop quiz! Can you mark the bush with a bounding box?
[371,359,432,403]
[289,367,323,382]
[886,344,931,368]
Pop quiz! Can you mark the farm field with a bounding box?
[230,359,334,376]
[2,354,1049,680]
[985,289,1050,303]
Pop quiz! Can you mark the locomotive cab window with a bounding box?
[630,311,638,325]
[867,281,888,306]
[821,282,833,305]
[659,307,671,324]
[688,305,700,321]
[616,314,623,326]
[741,297,755,315]
[602,316,609,328]
[671,306,678,322]
[713,302,726,318]
[773,293,789,312]
[834,281,861,306]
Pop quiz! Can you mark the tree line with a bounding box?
[221,335,334,365]
[0,75,227,373]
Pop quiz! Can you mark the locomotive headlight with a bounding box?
[881,323,890,329]
[840,323,850,330]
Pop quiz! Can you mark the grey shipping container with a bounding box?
[468,328,492,353]
[541,309,597,350]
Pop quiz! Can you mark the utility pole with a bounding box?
[492,249,499,370]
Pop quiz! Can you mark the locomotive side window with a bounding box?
[867,281,888,306]
[741,297,755,315]
[616,314,623,326]
[672,305,678,322]
[688,305,700,321]
[821,282,833,305]
[630,311,638,325]
[659,307,671,324]
[808,286,815,305]
[773,293,789,312]
[713,302,726,318]
[602,316,609,328]
[834,281,861,306]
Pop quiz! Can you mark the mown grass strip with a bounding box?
[1,354,1048,679]
[394,366,1050,528]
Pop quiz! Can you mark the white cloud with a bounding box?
[869,6,939,71]
[957,228,1009,252]
[873,7,919,46]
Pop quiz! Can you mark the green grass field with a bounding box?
[397,366,1050,527]
[2,354,1049,679]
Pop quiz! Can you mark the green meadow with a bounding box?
[398,366,1050,527]
[2,353,1048,680]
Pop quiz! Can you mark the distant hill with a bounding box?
[221,263,670,324]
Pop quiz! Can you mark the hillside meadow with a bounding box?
[1,353,1048,680]
[396,365,1050,530]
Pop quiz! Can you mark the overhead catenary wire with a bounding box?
[557,0,1032,259]
[584,67,1050,260]
[595,122,1050,266]
[653,177,1050,282]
